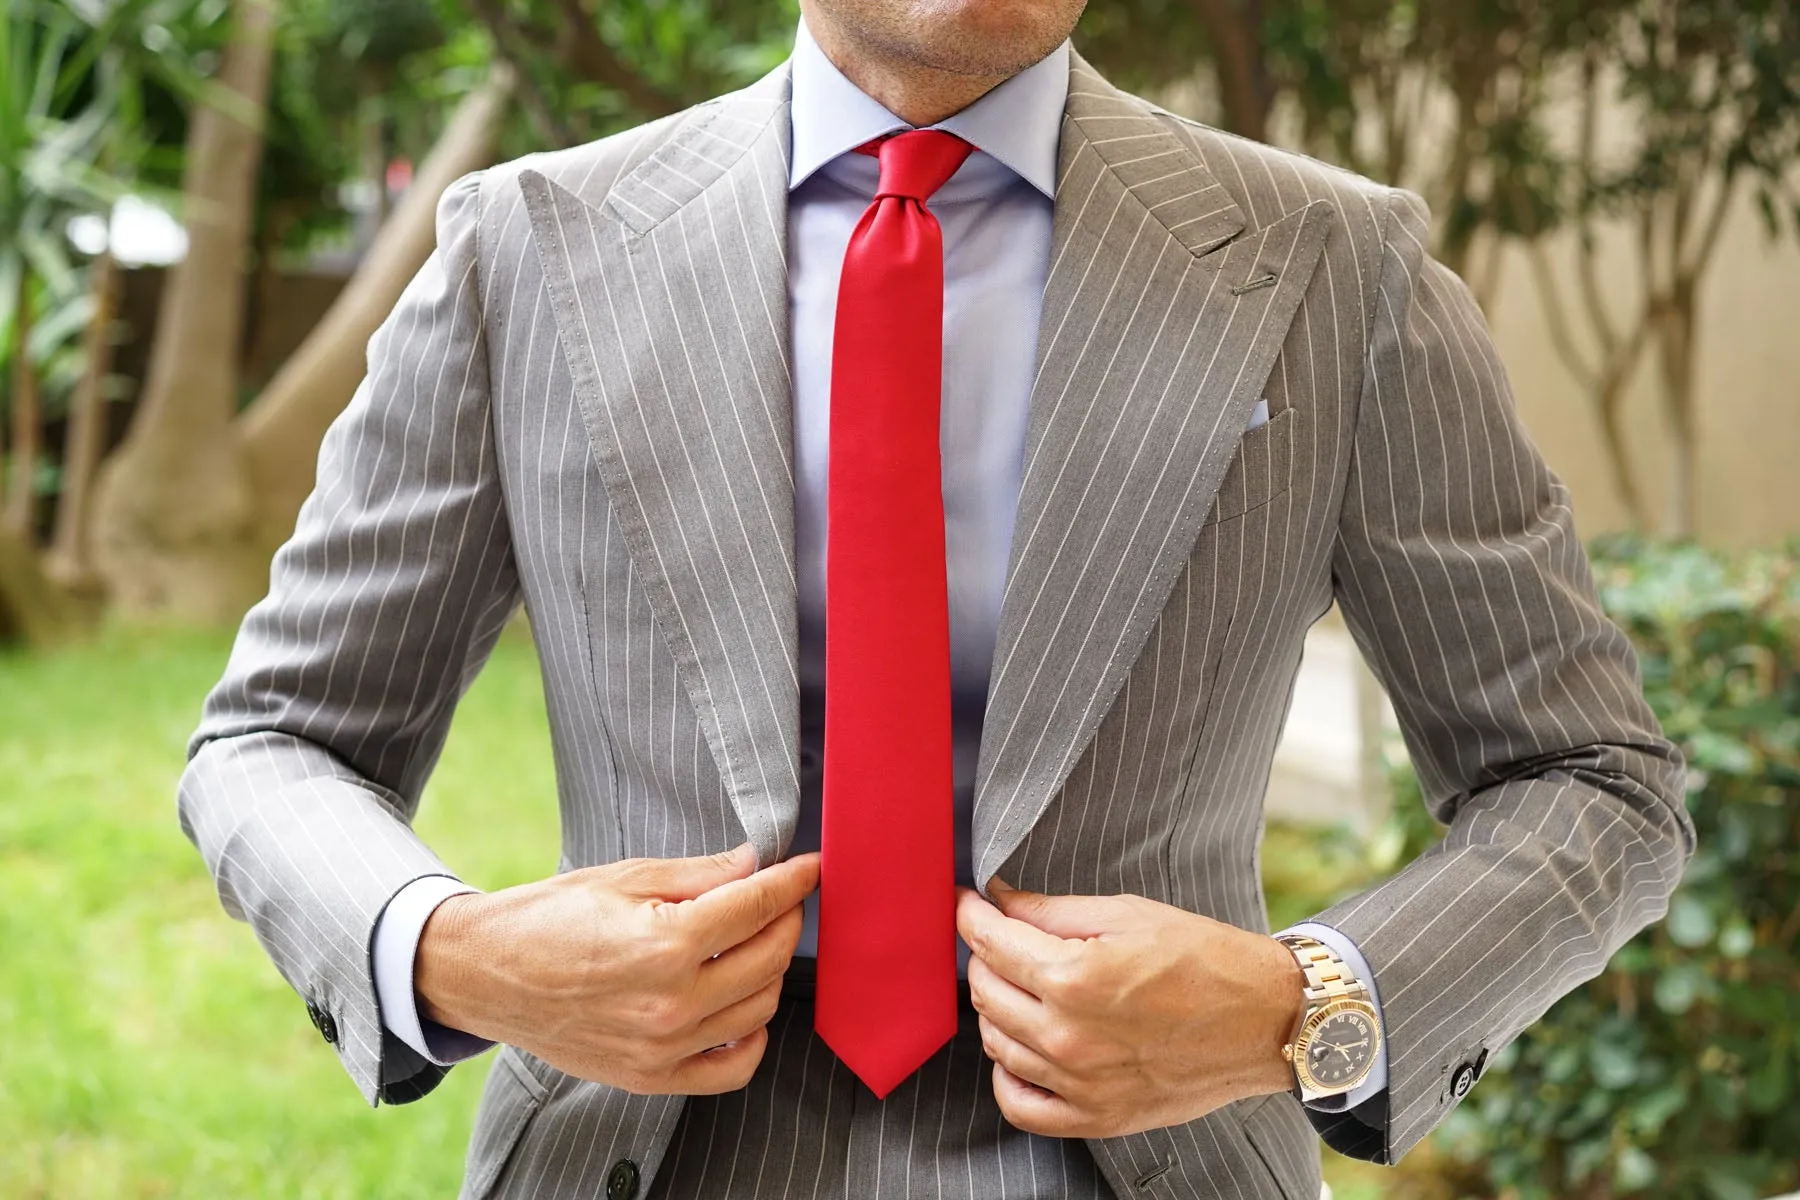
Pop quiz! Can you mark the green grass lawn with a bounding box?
[0,626,1402,1199]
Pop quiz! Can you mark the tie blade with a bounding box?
[815,992,958,1098]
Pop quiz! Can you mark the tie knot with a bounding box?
[856,130,974,203]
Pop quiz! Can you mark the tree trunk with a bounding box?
[236,67,514,560]
[1656,284,1699,539]
[356,78,390,251]
[90,0,277,621]
[46,250,120,592]
[0,525,72,646]
[1596,366,1651,531]
[1185,0,1275,141]
[5,267,40,540]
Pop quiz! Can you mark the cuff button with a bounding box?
[1451,1063,1476,1099]
[306,1004,339,1045]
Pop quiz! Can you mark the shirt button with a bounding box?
[606,1158,640,1200]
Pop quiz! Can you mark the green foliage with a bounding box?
[1594,0,1800,242]
[462,0,796,151]
[1074,0,1214,101]
[1418,539,1800,1199]
[0,627,1395,1196]
[0,626,563,1196]
[0,0,210,426]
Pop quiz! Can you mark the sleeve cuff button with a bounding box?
[307,1003,340,1045]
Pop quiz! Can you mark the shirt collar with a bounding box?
[787,17,1068,197]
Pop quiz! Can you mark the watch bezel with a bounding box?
[1289,997,1382,1095]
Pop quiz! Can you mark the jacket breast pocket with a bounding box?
[1204,406,1297,526]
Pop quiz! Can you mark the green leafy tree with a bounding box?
[1519,0,1800,537]
[461,0,796,150]
[0,0,209,627]
[1077,0,1615,290]
[1,1,123,540]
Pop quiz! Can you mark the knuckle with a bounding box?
[607,858,659,890]
[629,942,683,987]
[1046,955,1094,1006]
[992,1083,1022,1123]
[755,878,791,923]
[1040,1024,1078,1063]
[638,994,689,1038]
[731,1032,768,1084]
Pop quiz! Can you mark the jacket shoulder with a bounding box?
[1148,108,1396,251]
[476,102,711,217]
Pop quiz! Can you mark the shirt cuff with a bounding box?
[1279,921,1388,1112]
[372,875,496,1066]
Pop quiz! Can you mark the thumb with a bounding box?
[611,842,758,901]
[988,878,1132,940]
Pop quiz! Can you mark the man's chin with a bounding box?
[877,0,1083,78]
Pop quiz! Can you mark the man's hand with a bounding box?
[955,881,1305,1138]
[417,845,819,1095]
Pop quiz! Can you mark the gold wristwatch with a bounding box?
[1275,933,1382,1102]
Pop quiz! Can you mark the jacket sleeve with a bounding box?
[177,171,520,1106]
[1309,186,1695,1163]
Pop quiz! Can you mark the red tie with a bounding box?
[815,130,973,1098]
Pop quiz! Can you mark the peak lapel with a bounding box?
[971,57,1335,886]
[519,67,801,866]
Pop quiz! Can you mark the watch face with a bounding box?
[1301,1007,1378,1090]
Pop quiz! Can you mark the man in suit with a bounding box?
[179,0,1695,1196]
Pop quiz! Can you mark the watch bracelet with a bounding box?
[1276,933,1371,1007]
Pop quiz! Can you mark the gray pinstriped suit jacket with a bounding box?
[179,48,1694,1200]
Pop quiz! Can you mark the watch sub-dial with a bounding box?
[1304,1011,1377,1088]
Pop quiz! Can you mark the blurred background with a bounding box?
[0,0,1796,1196]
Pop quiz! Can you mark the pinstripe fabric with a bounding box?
[179,48,1692,1199]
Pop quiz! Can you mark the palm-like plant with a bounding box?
[0,0,204,574]
[0,2,119,537]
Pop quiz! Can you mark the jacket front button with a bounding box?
[606,1158,640,1200]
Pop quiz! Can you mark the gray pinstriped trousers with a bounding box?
[644,970,1110,1200]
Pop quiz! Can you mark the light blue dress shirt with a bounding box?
[372,18,1388,1115]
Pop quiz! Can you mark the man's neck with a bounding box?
[802,8,1009,127]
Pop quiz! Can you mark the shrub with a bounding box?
[1418,538,1800,1200]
